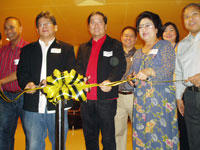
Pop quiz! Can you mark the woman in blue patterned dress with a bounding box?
[126,11,179,149]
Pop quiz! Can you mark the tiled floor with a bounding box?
[15,120,132,150]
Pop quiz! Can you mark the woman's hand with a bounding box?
[127,71,136,86]
[136,68,156,80]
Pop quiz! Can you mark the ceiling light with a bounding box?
[74,0,105,6]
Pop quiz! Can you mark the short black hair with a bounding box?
[136,11,162,38]
[121,26,137,37]
[161,22,180,43]
[36,11,57,28]
[183,3,200,15]
[4,16,21,26]
[87,11,107,25]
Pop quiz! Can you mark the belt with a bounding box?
[187,86,200,92]
[118,91,132,95]
[4,91,21,94]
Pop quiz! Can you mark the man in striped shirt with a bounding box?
[0,16,28,150]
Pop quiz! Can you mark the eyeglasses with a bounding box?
[38,22,53,28]
[138,23,154,31]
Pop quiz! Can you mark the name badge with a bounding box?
[103,51,113,57]
[148,49,158,55]
[130,57,133,62]
[51,48,61,53]
[14,59,19,65]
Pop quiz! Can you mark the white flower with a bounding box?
[160,118,167,127]
[151,98,158,105]
[173,136,179,144]
[137,90,143,97]
[136,123,144,130]
[151,133,158,141]
[165,88,171,93]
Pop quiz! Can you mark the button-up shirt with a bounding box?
[38,38,54,113]
[86,35,106,100]
[0,38,28,92]
[175,32,200,99]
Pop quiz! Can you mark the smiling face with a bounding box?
[121,28,137,51]
[163,25,177,44]
[183,5,200,36]
[37,17,57,41]
[138,18,158,42]
[4,18,22,43]
[88,14,107,41]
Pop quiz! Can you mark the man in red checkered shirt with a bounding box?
[0,16,28,150]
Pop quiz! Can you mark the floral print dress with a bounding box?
[126,40,179,150]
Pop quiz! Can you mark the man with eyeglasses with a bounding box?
[17,11,76,150]
[0,16,28,150]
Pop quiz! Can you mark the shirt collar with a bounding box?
[188,31,200,39]
[92,35,106,45]
[8,38,24,49]
[39,38,55,47]
[124,47,136,57]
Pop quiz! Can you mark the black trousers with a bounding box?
[178,109,189,150]
[80,99,117,150]
[184,89,200,150]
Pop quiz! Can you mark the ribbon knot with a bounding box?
[43,69,87,105]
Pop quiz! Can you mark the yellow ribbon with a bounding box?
[43,69,88,105]
[0,87,43,103]
[0,69,136,105]
[42,69,138,105]
[0,69,183,105]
